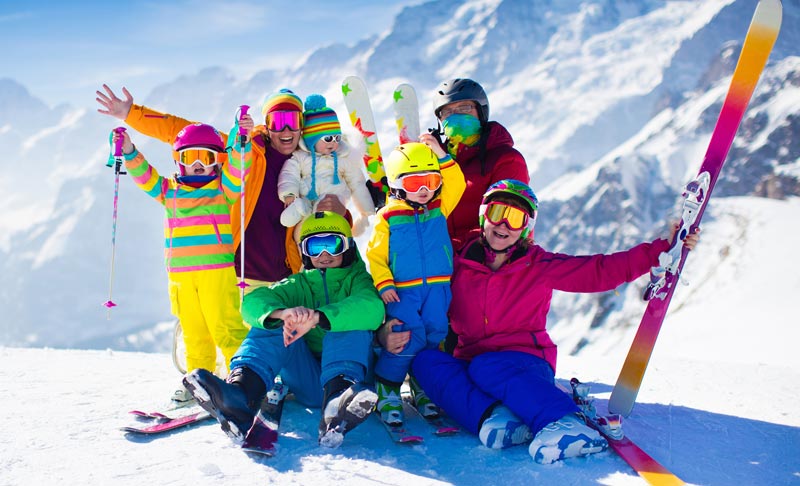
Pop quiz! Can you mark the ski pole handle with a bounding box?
[238,105,250,144]
[113,127,127,157]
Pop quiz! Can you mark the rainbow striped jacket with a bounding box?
[124,145,251,273]
[366,156,465,295]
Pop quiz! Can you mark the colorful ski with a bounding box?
[377,407,425,445]
[241,380,287,457]
[121,410,213,435]
[393,83,420,144]
[342,75,388,209]
[608,0,782,417]
[567,379,685,486]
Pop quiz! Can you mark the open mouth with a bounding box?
[491,228,511,240]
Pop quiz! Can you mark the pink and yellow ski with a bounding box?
[609,0,782,417]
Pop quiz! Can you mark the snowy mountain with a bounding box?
[0,0,798,362]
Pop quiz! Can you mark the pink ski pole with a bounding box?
[235,106,251,301]
[103,127,127,317]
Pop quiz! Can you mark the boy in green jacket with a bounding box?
[184,211,384,448]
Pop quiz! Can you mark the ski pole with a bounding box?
[103,126,127,317]
[235,105,251,301]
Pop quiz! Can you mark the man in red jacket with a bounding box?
[427,78,530,253]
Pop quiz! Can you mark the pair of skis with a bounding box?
[341,76,421,209]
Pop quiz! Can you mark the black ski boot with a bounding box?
[318,375,378,448]
[183,367,266,443]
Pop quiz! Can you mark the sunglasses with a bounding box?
[391,172,443,194]
[178,149,217,167]
[300,233,350,258]
[267,110,302,132]
[439,102,477,119]
[320,134,342,143]
[483,202,529,231]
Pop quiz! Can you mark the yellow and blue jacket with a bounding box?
[366,156,465,295]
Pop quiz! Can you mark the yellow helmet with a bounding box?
[384,143,440,183]
[299,211,352,240]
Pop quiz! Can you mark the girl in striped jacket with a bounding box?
[113,118,252,399]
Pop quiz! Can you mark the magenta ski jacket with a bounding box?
[449,238,670,371]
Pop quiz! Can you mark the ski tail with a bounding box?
[564,379,686,486]
[608,0,782,418]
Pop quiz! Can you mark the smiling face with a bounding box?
[268,126,301,155]
[309,251,343,269]
[481,194,531,252]
[483,218,524,252]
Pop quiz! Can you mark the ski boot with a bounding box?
[529,412,608,464]
[183,367,265,444]
[478,404,533,449]
[318,375,378,448]
[409,375,439,418]
[375,377,404,426]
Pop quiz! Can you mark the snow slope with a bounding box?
[1,347,797,486]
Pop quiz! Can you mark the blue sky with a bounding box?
[0,0,423,108]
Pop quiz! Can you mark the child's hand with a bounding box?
[381,289,400,304]
[283,195,296,207]
[418,132,446,158]
[112,130,134,155]
[282,307,319,346]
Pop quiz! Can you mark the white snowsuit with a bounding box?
[278,139,375,236]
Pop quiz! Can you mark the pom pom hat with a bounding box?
[302,94,343,200]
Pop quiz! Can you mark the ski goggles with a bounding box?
[300,233,350,258]
[266,110,302,132]
[178,149,217,167]
[320,134,342,143]
[390,172,443,193]
[483,202,529,231]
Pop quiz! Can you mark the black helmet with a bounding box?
[433,78,489,124]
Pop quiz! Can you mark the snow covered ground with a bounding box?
[1,347,797,486]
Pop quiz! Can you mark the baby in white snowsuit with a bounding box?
[278,94,375,240]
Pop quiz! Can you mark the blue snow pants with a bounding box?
[230,326,373,408]
[374,285,451,383]
[411,349,578,435]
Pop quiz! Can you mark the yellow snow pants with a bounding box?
[168,267,249,374]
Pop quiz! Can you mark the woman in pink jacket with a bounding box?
[409,179,699,465]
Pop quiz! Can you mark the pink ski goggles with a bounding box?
[266,111,302,132]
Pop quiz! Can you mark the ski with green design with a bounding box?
[342,75,389,209]
[608,0,782,418]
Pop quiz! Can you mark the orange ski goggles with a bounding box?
[392,172,443,193]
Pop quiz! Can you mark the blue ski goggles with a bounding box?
[300,233,350,257]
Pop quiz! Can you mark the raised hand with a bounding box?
[96,84,134,120]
